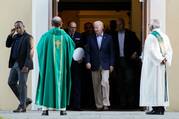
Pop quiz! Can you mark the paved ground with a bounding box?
[1,111,179,119]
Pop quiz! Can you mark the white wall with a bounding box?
[0,0,51,110]
[31,0,52,110]
[149,0,179,111]
[149,0,166,32]
[0,0,32,110]
[166,0,179,111]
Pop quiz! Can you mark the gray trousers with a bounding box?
[8,63,29,108]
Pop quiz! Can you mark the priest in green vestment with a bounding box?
[35,16,75,116]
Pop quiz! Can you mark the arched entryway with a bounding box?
[57,0,145,110]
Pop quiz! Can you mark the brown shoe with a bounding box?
[96,107,103,111]
[103,106,109,111]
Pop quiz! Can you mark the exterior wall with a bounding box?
[0,0,179,111]
[150,0,166,32]
[166,0,179,112]
[149,0,179,111]
[0,0,32,110]
[31,0,51,110]
[0,0,51,110]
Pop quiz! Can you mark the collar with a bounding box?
[118,30,125,34]
[96,32,104,37]
[17,31,25,37]
[152,28,161,32]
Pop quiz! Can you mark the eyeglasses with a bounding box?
[70,27,77,29]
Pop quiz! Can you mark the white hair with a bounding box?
[150,19,160,29]
[93,21,104,29]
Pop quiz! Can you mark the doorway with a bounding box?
[57,0,145,110]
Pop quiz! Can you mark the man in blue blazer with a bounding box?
[85,21,114,111]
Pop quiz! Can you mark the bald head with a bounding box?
[93,21,104,35]
[149,19,160,31]
[52,16,62,27]
[68,21,77,27]
[68,21,77,35]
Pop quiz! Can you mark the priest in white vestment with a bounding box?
[140,19,173,115]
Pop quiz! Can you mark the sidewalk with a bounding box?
[1,111,179,119]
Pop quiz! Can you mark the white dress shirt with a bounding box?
[96,33,103,49]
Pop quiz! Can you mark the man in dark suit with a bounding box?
[112,18,141,108]
[81,22,95,109]
[105,20,117,37]
[6,21,34,112]
[81,22,94,47]
[66,21,82,48]
[86,21,114,111]
[66,21,82,110]
[80,22,95,109]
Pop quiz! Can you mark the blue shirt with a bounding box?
[96,33,103,49]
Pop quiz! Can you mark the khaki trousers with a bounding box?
[92,69,110,108]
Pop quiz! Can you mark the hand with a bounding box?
[161,58,167,65]
[86,63,91,69]
[131,52,137,59]
[21,66,29,72]
[110,66,114,73]
[10,28,16,35]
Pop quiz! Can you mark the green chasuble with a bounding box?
[36,28,75,109]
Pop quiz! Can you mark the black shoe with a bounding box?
[60,110,67,115]
[103,106,109,111]
[71,107,82,111]
[26,98,32,108]
[13,106,26,113]
[42,110,49,116]
[146,110,164,115]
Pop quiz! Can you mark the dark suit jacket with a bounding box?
[81,31,94,47]
[85,33,114,71]
[6,32,33,70]
[112,29,141,66]
[66,31,83,48]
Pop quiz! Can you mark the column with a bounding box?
[31,0,52,110]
